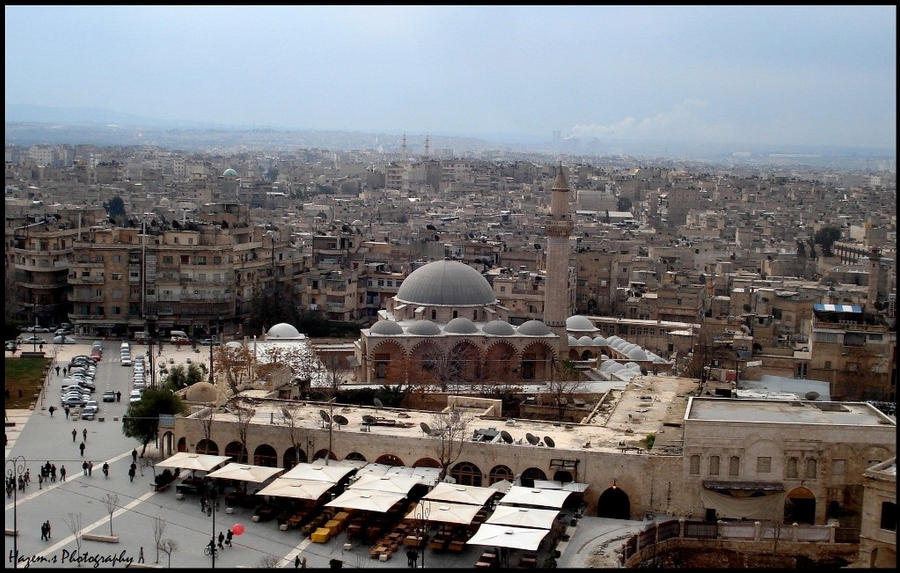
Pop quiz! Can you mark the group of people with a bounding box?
[207,529,234,555]
[40,520,52,541]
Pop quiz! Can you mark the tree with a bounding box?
[196,407,216,452]
[814,225,842,257]
[314,349,353,396]
[159,539,177,567]
[104,493,118,536]
[259,342,320,394]
[152,516,166,564]
[548,360,585,422]
[429,406,472,481]
[281,404,308,468]
[162,364,188,392]
[215,343,255,395]
[231,399,256,464]
[122,388,186,456]
[63,512,84,567]
[103,196,126,226]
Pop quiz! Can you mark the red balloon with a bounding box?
[232,523,244,536]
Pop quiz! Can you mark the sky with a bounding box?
[4,5,897,151]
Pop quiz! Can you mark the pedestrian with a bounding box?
[59,465,66,482]
[40,343,43,352]
[128,466,135,483]
[407,548,418,568]
[48,405,56,417]
[51,464,57,482]
[102,462,109,478]
[72,428,77,442]
[116,390,121,403]
[79,441,85,457]
[62,367,67,377]
[45,520,51,540]
[64,406,69,420]
[217,531,225,550]
[41,522,48,541]
[24,468,30,485]
[138,547,144,564]
[132,449,138,463]
[55,365,60,376]
[200,496,207,513]
[82,428,87,441]
[38,473,43,489]
[88,461,93,476]
[82,461,88,476]
[18,475,25,491]
[295,555,301,568]
[226,528,233,547]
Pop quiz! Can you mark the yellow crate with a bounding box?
[325,520,342,535]
[310,528,331,543]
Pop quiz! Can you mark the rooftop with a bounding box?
[686,397,895,426]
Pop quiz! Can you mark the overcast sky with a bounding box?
[5,5,896,150]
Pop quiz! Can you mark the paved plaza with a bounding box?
[6,340,648,568]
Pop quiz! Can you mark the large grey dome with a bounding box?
[566,315,598,332]
[444,317,478,334]
[517,320,552,336]
[406,320,442,336]
[483,320,516,336]
[395,260,496,306]
[370,320,404,335]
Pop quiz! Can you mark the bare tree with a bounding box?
[197,406,216,452]
[152,515,166,564]
[215,343,255,395]
[313,348,353,396]
[282,404,308,467]
[409,344,465,392]
[159,539,178,567]
[258,555,280,568]
[103,494,118,536]
[232,399,256,464]
[63,512,84,567]
[259,343,320,395]
[548,359,585,422]
[429,406,472,481]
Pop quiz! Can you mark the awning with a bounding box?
[466,523,550,551]
[348,473,422,495]
[703,481,785,492]
[498,486,573,509]
[256,478,335,501]
[354,463,441,486]
[486,505,559,530]
[206,463,284,483]
[532,480,589,493]
[280,461,357,483]
[405,500,481,525]
[325,489,407,513]
[423,482,497,506]
[155,452,231,473]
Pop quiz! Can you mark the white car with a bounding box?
[128,389,142,403]
[52,335,77,344]
[121,356,133,366]
[82,400,99,419]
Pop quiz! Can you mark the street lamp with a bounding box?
[414,499,431,568]
[205,480,220,568]
[7,455,26,568]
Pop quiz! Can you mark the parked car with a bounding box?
[121,356,133,366]
[61,394,87,407]
[128,389,143,403]
[102,391,117,403]
[18,335,45,344]
[5,341,17,352]
[54,328,73,336]
[199,337,221,346]
[22,326,51,333]
[82,401,99,419]
[52,335,77,344]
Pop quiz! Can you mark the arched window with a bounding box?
[805,458,817,479]
[689,455,700,475]
[787,457,798,478]
[488,465,513,485]
[450,461,483,486]
[729,456,740,476]
[431,309,436,320]
[345,452,366,462]
[709,456,720,476]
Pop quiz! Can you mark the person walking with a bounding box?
[225,528,233,547]
[72,428,77,442]
[132,449,138,463]
[41,522,48,541]
[55,365,60,376]
[79,441,85,457]
[138,547,144,564]
[82,428,87,442]
[102,462,109,478]
[128,465,136,483]
[46,520,51,539]
[407,548,418,568]
[50,464,57,482]
[82,461,88,476]
[295,555,301,568]
[116,390,121,403]
[59,465,66,482]
[217,531,225,550]
[64,406,70,419]
[87,461,93,476]
[24,468,30,485]
[48,405,55,418]
[38,473,43,489]
[62,366,67,377]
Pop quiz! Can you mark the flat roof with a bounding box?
[686,397,895,426]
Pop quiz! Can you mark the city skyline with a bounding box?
[4,5,896,154]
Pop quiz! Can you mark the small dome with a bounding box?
[611,339,628,350]
[396,260,496,306]
[517,320,552,336]
[568,335,578,346]
[592,336,608,346]
[445,317,478,334]
[606,336,622,345]
[483,320,516,336]
[625,361,642,371]
[620,343,637,354]
[627,348,648,361]
[351,219,363,227]
[267,323,302,339]
[577,336,593,346]
[225,341,243,349]
[370,320,404,335]
[566,315,598,332]
[223,168,238,177]
[406,320,441,336]
[184,381,217,403]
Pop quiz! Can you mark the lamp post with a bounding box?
[205,480,220,568]
[7,455,26,568]
[414,498,431,568]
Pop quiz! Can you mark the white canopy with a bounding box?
[498,486,573,509]
[155,452,230,473]
[280,461,357,483]
[466,523,550,551]
[206,463,285,483]
[423,482,497,506]
[353,463,441,485]
[532,479,590,493]
[325,489,407,514]
[486,505,559,530]
[256,478,335,501]
[348,473,423,495]
[405,500,482,525]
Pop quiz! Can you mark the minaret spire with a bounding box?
[544,164,574,358]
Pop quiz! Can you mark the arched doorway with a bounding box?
[283,446,307,469]
[597,486,630,519]
[489,465,513,485]
[312,449,337,462]
[177,437,187,452]
[520,467,547,488]
[345,452,367,462]
[553,470,573,483]
[784,487,816,524]
[375,454,404,467]
[196,439,219,455]
[412,458,441,468]
[224,441,247,464]
[253,444,278,467]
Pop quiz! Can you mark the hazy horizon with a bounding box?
[5,5,897,152]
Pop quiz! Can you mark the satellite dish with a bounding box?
[333,414,348,426]
[804,391,820,401]
[319,410,331,423]
[281,407,292,420]
[544,436,555,448]
[525,433,539,445]
[374,397,384,409]
[363,414,376,425]
[500,430,513,444]
[420,422,432,435]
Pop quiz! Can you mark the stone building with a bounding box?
[855,457,896,568]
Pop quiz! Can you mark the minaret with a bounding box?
[424,134,430,159]
[867,246,881,311]
[544,164,574,357]
[401,133,407,160]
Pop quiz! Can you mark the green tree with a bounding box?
[122,388,186,456]
[814,225,842,257]
[616,196,633,212]
[103,196,126,225]
[163,364,188,392]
